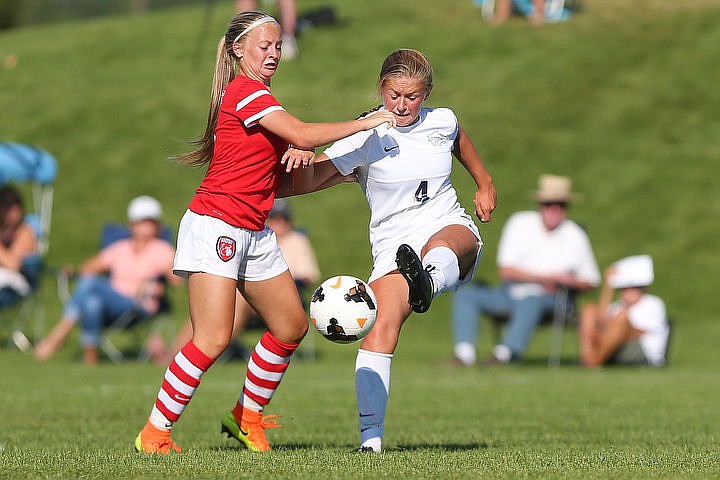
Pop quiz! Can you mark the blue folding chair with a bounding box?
[0,142,58,351]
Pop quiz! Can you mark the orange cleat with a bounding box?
[134,422,182,454]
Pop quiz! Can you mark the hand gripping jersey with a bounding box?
[189,76,289,230]
[323,107,465,252]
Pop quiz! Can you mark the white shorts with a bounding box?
[173,210,288,282]
[368,211,483,285]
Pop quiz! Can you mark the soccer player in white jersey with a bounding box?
[288,49,497,452]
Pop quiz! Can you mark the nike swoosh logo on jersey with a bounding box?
[384,145,398,152]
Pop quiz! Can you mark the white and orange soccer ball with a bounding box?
[309,275,378,344]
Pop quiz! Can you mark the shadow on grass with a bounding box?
[213,442,492,452]
[390,442,492,452]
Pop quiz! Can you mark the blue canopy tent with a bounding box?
[0,142,58,255]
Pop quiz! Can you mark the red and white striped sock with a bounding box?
[237,331,297,412]
[148,341,214,430]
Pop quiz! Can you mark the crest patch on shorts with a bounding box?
[216,236,236,262]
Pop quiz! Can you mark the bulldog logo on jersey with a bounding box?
[428,130,451,147]
[216,236,236,262]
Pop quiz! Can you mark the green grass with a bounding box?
[1,347,719,479]
[1,0,720,478]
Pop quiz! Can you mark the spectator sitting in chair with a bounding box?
[492,0,546,25]
[34,196,181,365]
[578,255,670,368]
[162,198,320,362]
[451,174,600,366]
[0,184,38,307]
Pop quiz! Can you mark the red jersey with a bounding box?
[188,76,289,230]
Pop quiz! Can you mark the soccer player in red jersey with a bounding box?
[134,10,395,454]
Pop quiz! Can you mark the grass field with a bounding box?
[1,0,720,478]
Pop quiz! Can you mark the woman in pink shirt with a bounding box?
[34,196,180,364]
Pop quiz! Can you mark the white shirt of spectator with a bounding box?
[608,293,669,366]
[497,210,600,300]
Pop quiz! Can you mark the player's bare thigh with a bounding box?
[362,273,412,354]
[188,272,238,358]
[240,270,308,344]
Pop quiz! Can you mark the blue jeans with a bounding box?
[452,282,558,358]
[63,275,146,348]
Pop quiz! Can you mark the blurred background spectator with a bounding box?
[476,0,577,24]
[33,196,181,365]
[451,174,600,366]
[578,255,670,367]
[493,0,546,24]
[0,184,38,307]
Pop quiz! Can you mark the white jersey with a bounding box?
[608,294,669,366]
[324,107,474,261]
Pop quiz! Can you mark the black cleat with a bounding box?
[357,446,379,453]
[396,244,433,313]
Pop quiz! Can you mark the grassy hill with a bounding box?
[1,1,720,478]
[3,0,718,363]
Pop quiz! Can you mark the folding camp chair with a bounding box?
[478,0,572,23]
[0,142,58,351]
[487,286,577,366]
[96,223,176,363]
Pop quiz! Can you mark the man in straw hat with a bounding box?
[451,174,600,365]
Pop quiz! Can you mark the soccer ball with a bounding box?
[309,275,378,344]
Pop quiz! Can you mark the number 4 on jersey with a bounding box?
[414,180,429,203]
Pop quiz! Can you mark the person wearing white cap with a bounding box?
[451,174,600,366]
[127,195,163,223]
[578,255,670,367]
[34,196,180,365]
[34,196,182,364]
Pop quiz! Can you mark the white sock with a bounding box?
[355,349,393,451]
[149,406,173,431]
[453,342,477,366]
[493,344,512,363]
[422,246,460,296]
[239,392,263,412]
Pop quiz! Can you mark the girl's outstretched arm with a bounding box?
[276,153,356,198]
